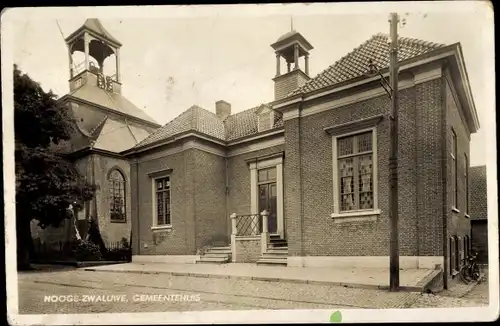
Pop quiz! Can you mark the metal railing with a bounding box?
[232,213,260,236]
[230,210,271,237]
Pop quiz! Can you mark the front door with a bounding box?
[258,167,278,234]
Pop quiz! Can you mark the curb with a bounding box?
[83,267,424,292]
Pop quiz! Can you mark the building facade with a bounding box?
[35,20,480,290]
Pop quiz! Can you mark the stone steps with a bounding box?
[196,256,230,264]
[196,246,231,264]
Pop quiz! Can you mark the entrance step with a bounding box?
[256,245,288,266]
[256,257,287,266]
[268,240,288,248]
[196,256,230,264]
[196,246,231,264]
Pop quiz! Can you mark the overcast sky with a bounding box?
[7,2,494,166]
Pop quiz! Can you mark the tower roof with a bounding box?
[271,30,314,52]
[65,18,122,47]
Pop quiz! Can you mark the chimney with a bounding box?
[216,100,231,120]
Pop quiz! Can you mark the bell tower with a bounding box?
[65,19,123,94]
[271,24,313,100]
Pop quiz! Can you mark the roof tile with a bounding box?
[290,33,446,96]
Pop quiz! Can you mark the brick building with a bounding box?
[470,165,488,264]
[38,20,480,289]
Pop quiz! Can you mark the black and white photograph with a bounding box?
[2,2,498,324]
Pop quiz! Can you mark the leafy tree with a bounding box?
[14,64,95,270]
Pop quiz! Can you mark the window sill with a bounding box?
[110,220,127,224]
[151,225,172,232]
[452,207,460,213]
[465,213,470,219]
[330,209,381,223]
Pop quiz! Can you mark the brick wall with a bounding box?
[415,78,445,257]
[131,140,228,255]
[470,165,487,220]
[444,72,472,282]
[233,237,262,262]
[469,165,487,263]
[274,70,309,100]
[283,116,303,257]
[284,76,450,258]
[133,147,190,255]
[193,150,228,248]
[296,92,391,256]
[92,154,132,245]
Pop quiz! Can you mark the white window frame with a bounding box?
[151,175,172,231]
[331,127,380,219]
[248,154,284,238]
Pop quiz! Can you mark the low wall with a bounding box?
[233,236,261,263]
[287,256,444,269]
[132,255,200,264]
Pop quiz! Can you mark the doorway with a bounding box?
[257,167,278,234]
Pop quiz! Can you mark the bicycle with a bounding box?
[459,252,481,284]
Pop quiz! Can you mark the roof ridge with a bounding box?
[289,34,380,97]
[89,115,109,138]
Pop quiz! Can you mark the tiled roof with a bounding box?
[289,33,446,96]
[68,19,122,46]
[470,165,487,220]
[135,105,225,147]
[67,83,159,126]
[135,105,284,148]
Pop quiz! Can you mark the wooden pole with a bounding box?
[389,12,400,292]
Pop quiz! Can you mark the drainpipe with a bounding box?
[298,101,304,257]
[225,156,229,243]
[135,157,140,255]
[441,63,449,289]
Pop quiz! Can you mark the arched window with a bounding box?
[108,169,126,222]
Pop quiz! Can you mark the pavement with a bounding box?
[16,264,490,315]
[83,262,436,291]
[17,267,423,314]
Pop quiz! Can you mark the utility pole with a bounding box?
[388,12,400,292]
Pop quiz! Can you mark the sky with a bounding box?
[7,2,495,166]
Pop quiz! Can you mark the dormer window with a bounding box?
[257,104,275,132]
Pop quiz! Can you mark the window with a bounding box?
[454,236,460,270]
[108,170,126,222]
[464,154,469,215]
[451,129,457,208]
[155,177,171,226]
[337,131,374,212]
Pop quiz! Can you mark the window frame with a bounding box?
[108,169,126,223]
[464,153,469,216]
[331,127,380,219]
[451,128,458,210]
[152,175,172,230]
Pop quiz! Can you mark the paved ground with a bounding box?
[84,262,434,289]
[409,270,491,308]
[17,265,491,314]
[18,267,423,314]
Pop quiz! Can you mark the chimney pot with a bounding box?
[216,100,231,120]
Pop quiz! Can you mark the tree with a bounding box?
[14,64,95,270]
